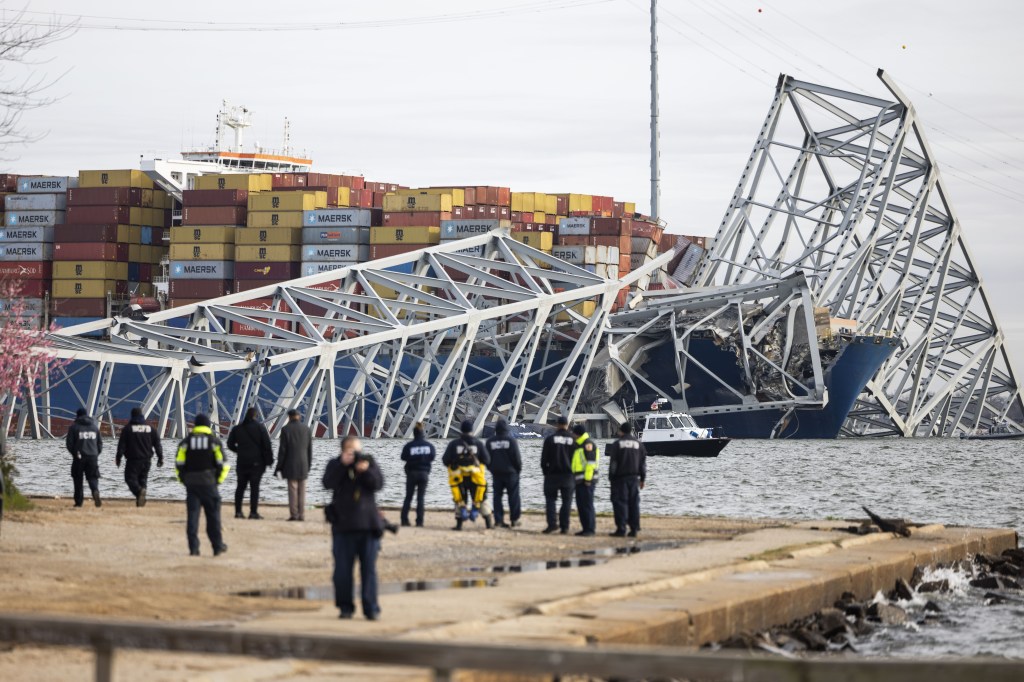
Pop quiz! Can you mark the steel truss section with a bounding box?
[17,232,670,439]
[693,70,1023,436]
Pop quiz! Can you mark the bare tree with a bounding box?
[0,5,75,155]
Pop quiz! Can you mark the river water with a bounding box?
[8,435,1024,658]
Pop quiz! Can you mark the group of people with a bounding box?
[64,406,649,622]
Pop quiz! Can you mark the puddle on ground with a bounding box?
[473,540,688,574]
[239,578,498,601]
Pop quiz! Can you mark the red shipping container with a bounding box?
[271,173,300,189]
[65,205,133,225]
[631,221,660,238]
[168,279,232,299]
[339,175,365,190]
[139,263,152,281]
[54,223,124,243]
[556,195,568,215]
[0,261,51,279]
[477,206,499,220]
[382,211,452,227]
[233,278,276,293]
[182,189,248,207]
[498,206,511,220]
[371,192,386,209]
[463,206,477,219]
[462,187,476,205]
[591,217,633,236]
[67,187,147,207]
[52,298,107,317]
[612,201,625,218]
[369,244,432,259]
[54,242,129,261]
[559,235,632,254]
[474,186,510,206]
[0,174,19,192]
[235,261,301,281]
[16,279,49,297]
[182,206,247,226]
[168,298,203,308]
[619,254,632,273]
[230,298,293,336]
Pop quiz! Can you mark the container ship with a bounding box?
[0,107,892,439]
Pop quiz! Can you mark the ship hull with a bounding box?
[643,437,730,457]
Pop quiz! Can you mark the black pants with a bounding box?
[492,471,521,525]
[185,483,223,554]
[401,470,429,525]
[235,466,266,515]
[543,474,574,531]
[71,456,100,507]
[575,481,596,533]
[332,531,380,617]
[124,458,151,498]
[610,476,641,532]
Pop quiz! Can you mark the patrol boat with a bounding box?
[638,410,730,457]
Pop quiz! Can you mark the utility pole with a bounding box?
[650,0,661,221]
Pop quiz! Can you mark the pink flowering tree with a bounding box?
[0,280,68,519]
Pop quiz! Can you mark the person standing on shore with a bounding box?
[115,407,163,507]
[442,420,492,530]
[486,419,522,528]
[400,422,435,527]
[540,415,575,534]
[227,407,274,520]
[606,422,646,538]
[175,414,229,557]
[323,435,384,620]
[65,408,103,508]
[276,409,313,522]
[570,424,600,537]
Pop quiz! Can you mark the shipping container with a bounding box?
[370,226,440,245]
[5,193,66,211]
[234,245,302,262]
[555,300,597,322]
[299,262,349,277]
[440,219,503,239]
[52,299,107,317]
[382,193,453,213]
[443,242,487,258]
[193,174,271,192]
[248,191,327,212]
[234,227,302,245]
[54,224,137,244]
[0,242,53,260]
[54,261,129,280]
[301,244,369,262]
[0,261,50,279]
[181,189,249,207]
[168,243,236,261]
[558,217,591,236]
[0,174,19,192]
[303,208,373,228]
[246,211,304,228]
[6,210,64,227]
[369,244,432,259]
[78,169,153,189]
[17,176,76,193]
[395,188,465,207]
[551,245,597,265]
[168,279,232,299]
[234,261,301,281]
[181,206,246,226]
[382,211,452,228]
[510,231,554,251]
[6,281,47,298]
[53,279,127,298]
[591,217,633,237]
[301,226,370,245]
[65,205,166,226]
[559,234,632,254]
[56,242,128,262]
[169,226,236,244]
[170,260,234,280]
[0,225,53,243]
[67,187,151,207]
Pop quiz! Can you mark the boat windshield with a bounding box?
[648,417,672,430]
[669,416,686,429]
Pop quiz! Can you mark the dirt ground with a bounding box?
[0,498,774,680]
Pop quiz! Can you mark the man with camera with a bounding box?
[323,436,384,620]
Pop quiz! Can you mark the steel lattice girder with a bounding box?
[16,232,673,439]
[692,70,1023,436]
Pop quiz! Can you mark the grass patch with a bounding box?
[1,444,34,512]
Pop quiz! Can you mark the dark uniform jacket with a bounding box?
[442,436,489,469]
[323,456,384,534]
[175,425,228,487]
[607,437,647,483]
[227,418,274,472]
[277,420,313,480]
[116,415,162,466]
[400,437,436,473]
[540,428,575,475]
[65,415,102,458]
[485,430,522,476]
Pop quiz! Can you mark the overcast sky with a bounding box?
[8,0,1024,363]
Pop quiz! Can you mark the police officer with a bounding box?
[570,423,599,537]
[540,415,575,534]
[400,422,435,527]
[116,407,163,507]
[175,414,229,557]
[65,407,103,508]
[486,419,522,528]
[607,422,647,537]
[441,420,492,530]
[226,407,274,520]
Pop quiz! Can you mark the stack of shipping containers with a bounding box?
[237,188,324,291]
[374,190,453,268]
[301,207,373,277]
[0,174,59,328]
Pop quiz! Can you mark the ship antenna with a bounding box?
[649,0,661,222]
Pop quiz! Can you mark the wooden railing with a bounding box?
[0,613,1021,682]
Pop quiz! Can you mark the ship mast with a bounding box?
[649,0,661,221]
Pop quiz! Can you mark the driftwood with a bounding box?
[862,506,911,537]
